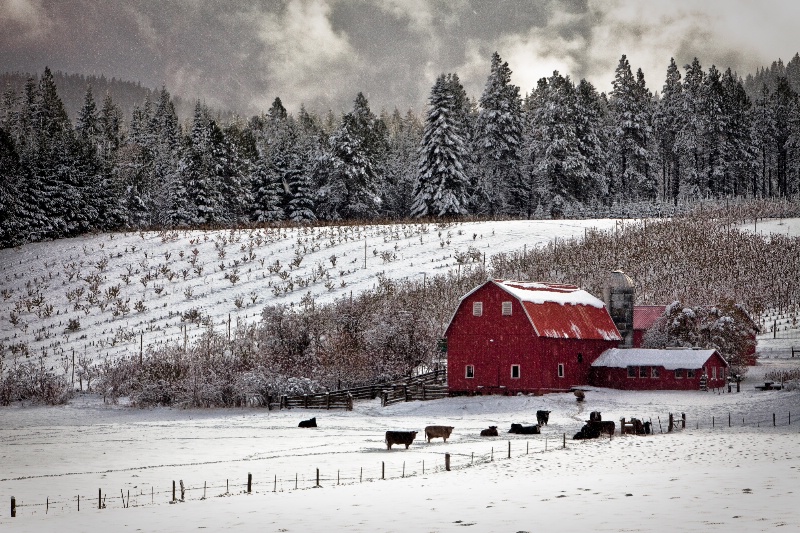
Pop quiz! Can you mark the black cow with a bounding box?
[480,426,498,437]
[298,417,317,428]
[589,411,602,422]
[536,410,551,426]
[509,423,540,435]
[385,430,417,449]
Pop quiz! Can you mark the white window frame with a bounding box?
[712,367,717,379]
[651,366,660,378]
[511,364,520,379]
[501,301,513,316]
[465,365,474,379]
[557,363,564,378]
[675,369,683,379]
[628,366,636,378]
[687,369,696,378]
[472,301,483,316]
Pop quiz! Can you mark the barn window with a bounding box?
[639,366,648,378]
[651,367,660,378]
[473,301,483,316]
[712,367,717,379]
[557,364,564,378]
[501,301,513,315]
[465,365,474,379]
[577,353,583,363]
[627,366,636,378]
[687,369,696,378]
[511,365,520,379]
[675,369,683,379]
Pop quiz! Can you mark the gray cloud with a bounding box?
[1,0,797,116]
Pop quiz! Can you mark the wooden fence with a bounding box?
[269,369,448,411]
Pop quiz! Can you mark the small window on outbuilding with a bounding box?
[651,367,660,378]
[639,366,648,378]
[687,369,696,378]
[501,301,513,316]
[712,367,717,379]
[511,364,520,379]
[558,363,564,378]
[577,353,583,363]
[465,365,475,379]
[473,302,483,316]
[627,366,636,378]
[675,369,683,379]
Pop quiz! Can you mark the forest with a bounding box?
[2,52,800,249]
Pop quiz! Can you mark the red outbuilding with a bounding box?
[590,348,729,390]
[632,305,667,347]
[445,280,622,395]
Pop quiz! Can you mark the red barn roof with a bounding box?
[453,280,622,341]
[633,305,667,330]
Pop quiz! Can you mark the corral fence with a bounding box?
[245,369,448,412]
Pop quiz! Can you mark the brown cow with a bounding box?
[385,430,417,449]
[480,426,498,437]
[424,425,454,442]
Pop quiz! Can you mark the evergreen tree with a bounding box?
[412,74,470,217]
[653,58,683,203]
[474,52,523,215]
[675,58,706,199]
[608,56,653,201]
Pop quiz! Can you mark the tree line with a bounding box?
[3,52,800,248]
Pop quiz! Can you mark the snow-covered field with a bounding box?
[0,219,619,369]
[1,356,798,532]
[3,218,800,531]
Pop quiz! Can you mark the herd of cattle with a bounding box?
[299,410,650,449]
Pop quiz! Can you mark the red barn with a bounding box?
[590,348,729,390]
[445,280,622,395]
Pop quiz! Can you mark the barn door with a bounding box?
[487,339,500,388]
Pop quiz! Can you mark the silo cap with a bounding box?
[608,270,634,289]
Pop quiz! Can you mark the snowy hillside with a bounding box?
[0,219,618,371]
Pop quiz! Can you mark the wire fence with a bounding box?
[7,410,795,518]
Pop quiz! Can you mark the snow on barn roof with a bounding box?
[633,305,667,330]
[591,348,726,370]
[496,280,606,308]
[493,280,621,341]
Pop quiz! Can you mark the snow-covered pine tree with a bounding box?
[609,56,653,201]
[720,68,755,197]
[675,57,706,200]
[412,73,470,218]
[750,84,776,198]
[474,52,523,216]
[653,58,683,203]
[381,108,423,218]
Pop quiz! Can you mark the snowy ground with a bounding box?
[1,357,798,532]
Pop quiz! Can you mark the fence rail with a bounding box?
[274,369,448,411]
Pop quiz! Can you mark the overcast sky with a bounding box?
[2,0,798,116]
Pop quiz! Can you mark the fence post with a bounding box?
[669,413,674,432]
[99,488,102,509]
[78,494,80,512]
[773,413,776,427]
[10,496,15,518]
[247,473,252,493]
[326,393,330,410]
[508,441,511,459]
[316,468,320,487]
[729,412,731,427]
[445,453,451,471]
[304,394,308,408]
[563,433,566,449]
[403,384,409,402]
[172,481,175,502]
[180,480,185,501]
[382,462,385,480]
[682,413,686,429]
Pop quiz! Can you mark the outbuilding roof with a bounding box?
[591,348,726,370]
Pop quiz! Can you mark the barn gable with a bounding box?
[446,280,622,342]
